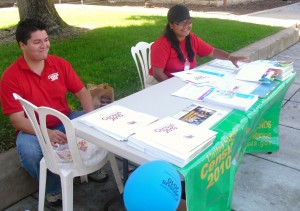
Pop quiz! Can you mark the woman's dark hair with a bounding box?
[163,23,195,64]
[16,18,47,45]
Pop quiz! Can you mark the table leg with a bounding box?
[103,158,129,211]
[123,158,129,183]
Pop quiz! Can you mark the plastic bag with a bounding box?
[53,138,101,163]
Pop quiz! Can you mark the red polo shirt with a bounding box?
[0,55,84,127]
[150,33,214,78]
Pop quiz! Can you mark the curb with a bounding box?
[246,2,300,17]
[233,27,299,61]
[0,148,38,210]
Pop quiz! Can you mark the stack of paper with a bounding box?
[236,60,294,83]
[270,60,294,81]
[172,84,214,101]
[127,117,217,167]
[79,105,158,141]
[204,89,258,112]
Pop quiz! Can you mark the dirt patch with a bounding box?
[0,25,89,44]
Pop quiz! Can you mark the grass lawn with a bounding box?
[0,5,283,152]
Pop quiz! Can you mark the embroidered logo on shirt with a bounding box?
[48,73,59,81]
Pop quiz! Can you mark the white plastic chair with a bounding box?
[13,93,123,211]
[131,41,154,89]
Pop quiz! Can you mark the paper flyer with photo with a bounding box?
[173,103,230,128]
[174,104,217,125]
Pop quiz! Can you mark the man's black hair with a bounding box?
[15,18,47,45]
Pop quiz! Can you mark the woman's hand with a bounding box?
[211,48,249,67]
[229,55,249,67]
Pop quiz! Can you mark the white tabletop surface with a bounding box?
[72,75,231,166]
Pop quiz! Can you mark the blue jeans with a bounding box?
[16,111,85,194]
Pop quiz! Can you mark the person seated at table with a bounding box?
[0,18,108,207]
[148,4,248,85]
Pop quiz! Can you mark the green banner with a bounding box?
[178,73,296,211]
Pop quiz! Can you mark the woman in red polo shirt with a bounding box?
[148,4,248,85]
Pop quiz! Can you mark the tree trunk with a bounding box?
[17,0,68,35]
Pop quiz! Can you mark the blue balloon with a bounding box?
[123,160,182,211]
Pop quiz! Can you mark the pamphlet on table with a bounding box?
[173,103,230,129]
[204,89,258,112]
[127,117,217,167]
[171,68,223,86]
[207,59,246,73]
[250,81,280,98]
[79,105,158,141]
[170,59,293,111]
[172,84,214,101]
[235,60,293,83]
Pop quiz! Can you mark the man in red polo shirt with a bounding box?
[0,18,107,207]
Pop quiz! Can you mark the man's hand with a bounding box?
[47,129,67,146]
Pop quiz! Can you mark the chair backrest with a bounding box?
[0,80,2,104]
[131,41,153,89]
[13,93,86,174]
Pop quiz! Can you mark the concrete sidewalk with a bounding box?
[232,42,300,211]
[2,3,300,211]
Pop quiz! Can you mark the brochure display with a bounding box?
[236,60,294,83]
[174,104,218,126]
[79,105,158,141]
[72,58,296,211]
[127,117,217,167]
[171,59,294,111]
[172,84,214,101]
[180,72,296,211]
[173,103,230,128]
[204,89,258,112]
[251,81,280,98]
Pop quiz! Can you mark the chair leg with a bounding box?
[61,173,74,211]
[108,153,124,193]
[80,175,88,183]
[38,160,47,211]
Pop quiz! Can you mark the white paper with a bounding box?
[207,59,246,72]
[172,84,215,101]
[235,60,293,83]
[172,68,220,86]
[173,103,230,129]
[79,105,158,141]
[204,89,258,112]
[127,117,217,167]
